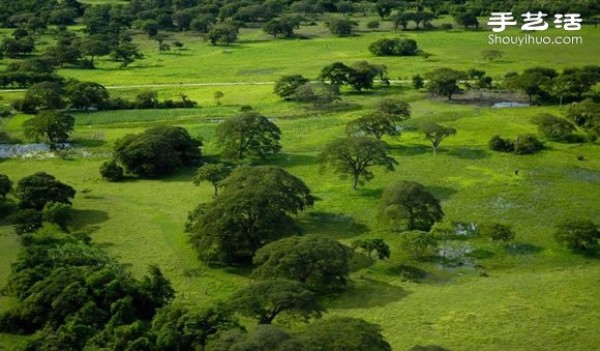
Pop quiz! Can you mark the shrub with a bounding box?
[513,134,544,154]
[99,160,124,182]
[42,202,72,230]
[554,219,600,254]
[369,38,418,56]
[488,135,514,152]
[531,113,576,142]
[10,209,43,235]
[479,223,515,243]
[367,21,380,29]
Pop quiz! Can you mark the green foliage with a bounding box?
[110,42,143,68]
[479,223,516,243]
[368,38,418,56]
[66,81,110,110]
[425,68,466,100]
[326,18,358,36]
[10,209,43,235]
[22,82,65,113]
[187,166,315,265]
[554,219,600,254]
[229,280,323,324]
[291,82,341,106]
[380,180,444,231]
[16,172,76,210]
[531,113,576,142]
[319,136,397,190]
[23,111,75,145]
[263,16,301,38]
[412,74,424,90]
[99,160,125,182]
[0,174,12,199]
[399,230,437,259]
[488,135,515,152]
[206,23,239,45]
[216,111,281,163]
[301,317,392,351]
[253,235,352,292]
[346,99,409,140]
[419,122,457,154]
[513,134,544,154]
[114,126,202,178]
[193,163,232,196]
[352,239,390,264]
[42,202,72,230]
[505,67,557,104]
[566,99,600,137]
[274,75,309,100]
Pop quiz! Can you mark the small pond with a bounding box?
[491,101,530,108]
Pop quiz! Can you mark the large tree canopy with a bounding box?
[319,136,397,190]
[16,172,76,210]
[23,111,75,145]
[253,235,353,292]
[216,111,281,163]
[380,180,444,231]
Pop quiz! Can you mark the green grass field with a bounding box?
[1,15,600,351]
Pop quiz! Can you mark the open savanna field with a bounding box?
[1,12,600,351]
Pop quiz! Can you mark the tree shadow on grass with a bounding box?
[329,277,410,309]
[300,211,370,239]
[389,144,430,156]
[70,209,109,230]
[385,264,429,283]
[356,187,383,199]
[267,153,318,168]
[447,147,489,160]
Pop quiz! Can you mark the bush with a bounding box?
[488,135,514,152]
[479,223,515,243]
[10,209,43,235]
[531,113,576,142]
[369,38,418,56]
[42,202,72,230]
[100,160,124,182]
[554,219,600,254]
[513,134,544,154]
[367,21,380,29]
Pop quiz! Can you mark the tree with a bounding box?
[23,82,65,112]
[111,42,143,67]
[302,317,392,351]
[23,112,75,145]
[319,137,397,190]
[99,160,124,182]
[399,230,437,259]
[0,174,12,199]
[145,125,203,167]
[291,82,341,106]
[274,75,309,100]
[229,280,323,324]
[135,90,159,108]
[380,180,444,231]
[263,17,300,38]
[80,36,111,67]
[505,68,557,104]
[554,219,600,254]
[530,113,576,141]
[375,0,396,19]
[326,18,358,36]
[193,163,232,196]
[67,82,109,110]
[191,14,216,33]
[454,11,479,29]
[419,122,457,155]
[16,172,76,210]
[205,24,239,45]
[481,49,503,62]
[114,134,182,178]
[253,235,353,292]
[479,223,515,243]
[424,68,466,100]
[42,202,72,230]
[216,111,281,162]
[352,239,390,264]
[566,99,600,137]
[488,135,514,152]
[320,62,353,86]
[412,75,424,89]
[10,209,43,235]
[368,38,419,56]
[346,99,412,139]
[348,61,387,92]
[214,91,224,106]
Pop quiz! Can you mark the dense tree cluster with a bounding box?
[369,38,419,56]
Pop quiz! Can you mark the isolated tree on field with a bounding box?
[412,75,424,90]
[380,180,444,231]
[229,279,323,324]
[320,62,353,87]
[479,223,516,243]
[205,24,239,45]
[554,219,600,254]
[292,82,341,106]
[419,122,457,155]
[348,61,387,91]
[319,137,397,190]
[274,75,309,100]
[424,68,466,100]
[216,111,281,162]
[143,125,203,166]
[303,317,392,351]
[263,16,301,38]
[16,172,76,210]
[100,160,124,182]
[67,82,109,110]
[326,18,358,36]
[399,230,437,259]
[0,174,12,199]
[346,99,411,140]
[193,163,232,196]
[111,42,143,67]
[352,239,390,264]
[80,36,111,67]
[23,112,75,145]
[481,49,503,62]
[214,91,224,106]
[114,134,182,178]
[253,235,353,292]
